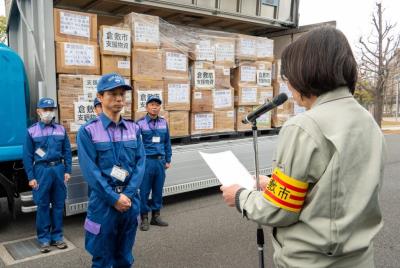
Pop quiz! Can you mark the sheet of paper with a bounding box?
[199,151,254,190]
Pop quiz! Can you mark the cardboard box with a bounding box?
[124,12,160,48]
[234,85,258,106]
[254,106,272,130]
[163,79,191,111]
[256,37,274,61]
[214,110,235,133]
[190,112,215,135]
[56,42,100,75]
[215,65,231,88]
[214,37,235,67]
[273,59,282,81]
[132,80,164,113]
[191,89,213,112]
[168,111,189,137]
[256,61,273,87]
[191,36,215,61]
[258,87,274,105]
[272,80,292,98]
[191,61,215,89]
[131,48,163,80]
[235,106,253,131]
[213,88,234,111]
[236,34,257,61]
[162,48,189,79]
[53,8,97,44]
[101,55,131,77]
[232,61,257,86]
[99,25,131,56]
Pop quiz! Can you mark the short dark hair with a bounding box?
[281,26,357,97]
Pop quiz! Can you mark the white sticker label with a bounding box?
[168,83,190,103]
[74,101,97,124]
[241,88,257,103]
[194,92,202,99]
[239,39,256,56]
[64,43,95,66]
[195,113,213,130]
[195,69,215,88]
[152,136,161,143]
[134,21,159,44]
[215,43,235,62]
[35,148,46,158]
[60,11,90,38]
[213,89,232,108]
[137,90,163,112]
[195,62,204,69]
[70,122,82,132]
[82,76,101,100]
[227,111,234,118]
[238,107,245,113]
[196,40,215,61]
[257,38,274,58]
[102,27,131,54]
[118,60,130,69]
[257,70,272,86]
[223,68,230,76]
[241,66,257,82]
[166,52,187,72]
[259,91,273,104]
[111,165,128,182]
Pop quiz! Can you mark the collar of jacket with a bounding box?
[39,120,56,129]
[312,87,353,109]
[100,112,128,129]
[145,113,159,123]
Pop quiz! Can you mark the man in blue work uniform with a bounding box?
[137,96,172,231]
[23,97,72,253]
[77,73,145,268]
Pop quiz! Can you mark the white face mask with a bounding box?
[39,111,55,124]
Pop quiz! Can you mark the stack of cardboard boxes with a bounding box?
[233,35,274,131]
[54,8,278,144]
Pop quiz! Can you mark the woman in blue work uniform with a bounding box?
[23,97,72,253]
[137,96,172,231]
[77,73,145,268]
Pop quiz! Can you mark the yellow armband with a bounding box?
[263,168,309,213]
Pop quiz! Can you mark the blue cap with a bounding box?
[93,97,101,107]
[146,95,162,105]
[97,73,132,93]
[37,97,57,109]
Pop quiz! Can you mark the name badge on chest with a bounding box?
[152,136,161,143]
[35,148,46,158]
[111,165,128,182]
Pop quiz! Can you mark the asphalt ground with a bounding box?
[0,134,399,268]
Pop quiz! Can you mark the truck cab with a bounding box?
[0,43,31,218]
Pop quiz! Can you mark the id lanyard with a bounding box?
[106,125,124,166]
[148,117,159,136]
[39,124,55,149]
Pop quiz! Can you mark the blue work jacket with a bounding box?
[136,114,172,163]
[77,113,146,206]
[23,121,72,180]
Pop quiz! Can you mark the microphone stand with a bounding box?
[251,120,265,268]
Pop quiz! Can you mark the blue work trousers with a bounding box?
[85,194,140,268]
[139,158,166,214]
[32,163,66,245]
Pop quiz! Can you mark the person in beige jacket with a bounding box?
[221,26,386,268]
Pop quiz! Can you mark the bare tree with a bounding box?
[358,2,400,127]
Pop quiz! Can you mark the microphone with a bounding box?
[242,93,288,124]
